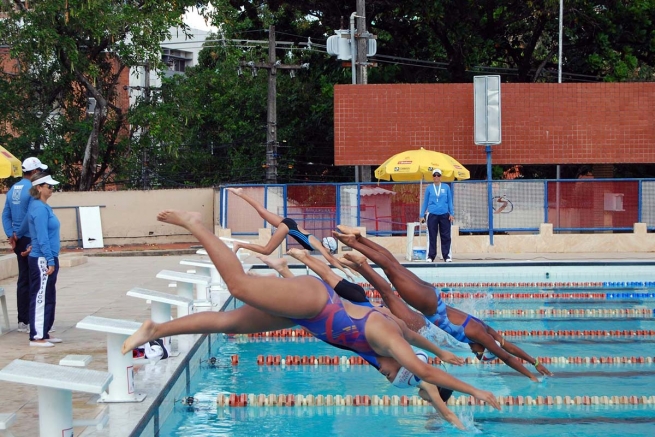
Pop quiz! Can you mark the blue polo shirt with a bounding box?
[2,178,33,238]
[421,183,453,216]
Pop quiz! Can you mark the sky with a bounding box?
[184,6,217,32]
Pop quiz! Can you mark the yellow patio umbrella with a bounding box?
[0,146,22,178]
[374,147,470,182]
[374,147,470,217]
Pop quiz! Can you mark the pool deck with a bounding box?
[0,249,654,436]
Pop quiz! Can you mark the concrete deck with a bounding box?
[0,250,654,436]
[0,255,193,437]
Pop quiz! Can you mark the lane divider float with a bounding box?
[234,354,655,367]
[214,393,655,407]
[231,328,655,339]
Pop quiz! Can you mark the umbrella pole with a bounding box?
[419,179,423,218]
[419,178,424,255]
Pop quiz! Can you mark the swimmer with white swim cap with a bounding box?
[333,227,553,381]
[261,250,468,430]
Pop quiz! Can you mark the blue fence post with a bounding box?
[335,183,341,231]
[486,145,494,245]
[638,179,643,224]
[356,183,361,227]
[544,180,549,226]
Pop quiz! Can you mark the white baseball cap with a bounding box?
[22,157,48,172]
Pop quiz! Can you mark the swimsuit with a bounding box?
[289,279,384,368]
[281,218,315,251]
[425,287,477,344]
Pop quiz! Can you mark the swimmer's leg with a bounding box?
[341,253,427,332]
[122,304,294,354]
[158,210,326,319]
[288,248,343,288]
[334,231,437,315]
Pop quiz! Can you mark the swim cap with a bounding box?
[322,236,338,253]
[478,340,502,361]
[391,350,428,388]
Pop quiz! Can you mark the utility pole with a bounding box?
[356,0,371,182]
[356,0,368,86]
[143,63,151,190]
[241,25,308,184]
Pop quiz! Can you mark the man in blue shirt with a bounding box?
[1,157,48,332]
[420,168,454,263]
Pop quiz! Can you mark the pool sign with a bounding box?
[474,75,502,145]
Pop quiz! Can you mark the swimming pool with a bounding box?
[154,282,655,437]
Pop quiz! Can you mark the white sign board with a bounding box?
[79,206,104,249]
[474,75,502,145]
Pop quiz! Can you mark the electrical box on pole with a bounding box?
[326,30,376,60]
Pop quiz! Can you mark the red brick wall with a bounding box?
[334,83,655,166]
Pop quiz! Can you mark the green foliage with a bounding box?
[2,0,654,190]
[0,0,205,190]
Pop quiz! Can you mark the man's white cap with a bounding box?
[22,157,48,172]
[32,175,60,186]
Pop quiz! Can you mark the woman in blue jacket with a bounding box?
[25,174,61,347]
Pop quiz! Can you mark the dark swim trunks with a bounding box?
[281,218,315,251]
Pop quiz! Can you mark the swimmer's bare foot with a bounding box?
[226,187,244,197]
[232,242,241,254]
[332,231,358,248]
[287,248,310,261]
[122,320,158,355]
[343,252,367,267]
[157,210,202,230]
[336,225,361,238]
[257,254,288,273]
[247,270,276,278]
[338,257,359,270]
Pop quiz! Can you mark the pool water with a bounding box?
[158,287,655,436]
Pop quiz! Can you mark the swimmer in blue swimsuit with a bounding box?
[334,226,553,381]
[123,210,501,419]
[225,187,355,280]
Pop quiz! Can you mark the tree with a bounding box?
[0,0,210,190]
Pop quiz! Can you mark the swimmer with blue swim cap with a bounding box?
[333,226,553,382]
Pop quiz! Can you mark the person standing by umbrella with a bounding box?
[24,173,61,347]
[420,168,454,263]
[1,157,49,333]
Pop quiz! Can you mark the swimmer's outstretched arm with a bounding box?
[418,381,465,430]
[309,236,357,281]
[499,337,553,377]
[388,314,464,366]
[368,317,501,410]
[476,330,546,381]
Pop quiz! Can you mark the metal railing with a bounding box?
[221,179,655,238]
